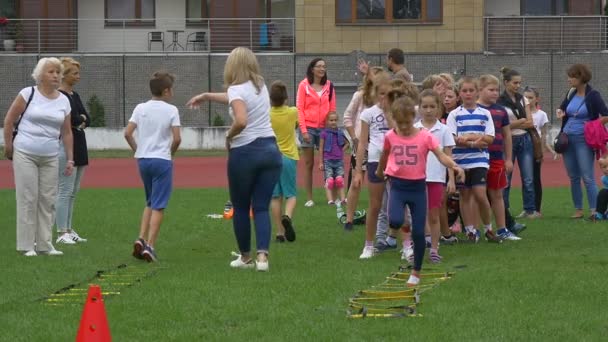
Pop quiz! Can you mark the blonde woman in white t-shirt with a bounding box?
[524,86,557,217]
[187,47,281,272]
[3,57,74,257]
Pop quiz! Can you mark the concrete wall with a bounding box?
[296,0,485,53]
[3,52,608,130]
[484,0,520,16]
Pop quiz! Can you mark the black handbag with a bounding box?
[12,86,35,141]
[553,132,569,154]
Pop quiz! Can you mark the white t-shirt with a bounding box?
[13,87,71,157]
[129,100,180,160]
[532,109,549,136]
[359,104,389,163]
[227,81,275,148]
[414,120,455,183]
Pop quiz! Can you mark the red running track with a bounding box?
[0,152,597,189]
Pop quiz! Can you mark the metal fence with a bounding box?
[3,52,608,130]
[0,18,295,54]
[485,16,608,54]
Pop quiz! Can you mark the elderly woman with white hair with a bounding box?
[3,57,74,256]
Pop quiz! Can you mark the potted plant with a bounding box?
[1,17,15,51]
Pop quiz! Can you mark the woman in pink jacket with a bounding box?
[297,58,336,207]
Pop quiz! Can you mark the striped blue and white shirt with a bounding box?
[446,105,495,170]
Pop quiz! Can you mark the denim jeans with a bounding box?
[228,137,282,254]
[504,133,536,212]
[55,144,86,231]
[562,133,598,210]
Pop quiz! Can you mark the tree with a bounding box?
[87,95,106,127]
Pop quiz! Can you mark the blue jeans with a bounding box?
[323,159,344,180]
[562,133,598,210]
[228,137,282,254]
[55,145,86,231]
[504,134,535,212]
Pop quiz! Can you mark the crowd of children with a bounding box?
[100,49,607,283]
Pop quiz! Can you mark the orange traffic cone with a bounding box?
[76,285,112,342]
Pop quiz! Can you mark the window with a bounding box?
[187,0,210,24]
[105,0,155,26]
[336,0,442,24]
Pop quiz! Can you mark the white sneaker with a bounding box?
[24,250,37,257]
[70,230,87,242]
[229,257,254,269]
[359,246,375,259]
[401,246,414,262]
[256,260,269,272]
[45,249,63,256]
[497,229,522,241]
[304,200,315,207]
[406,274,420,287]
[56,233,76,245]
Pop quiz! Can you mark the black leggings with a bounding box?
[533,160,542,212]
[597,189,608,214]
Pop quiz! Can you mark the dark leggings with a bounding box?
[387,177,427,272]
[533,160,542,212]
[228,137,282,254]
[597,189,608,214]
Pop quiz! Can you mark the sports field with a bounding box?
[0,156,606,340]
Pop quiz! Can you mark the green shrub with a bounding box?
[87,95,105,127]
[212,113,225,126]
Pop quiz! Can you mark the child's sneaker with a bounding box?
[429,250,442,263]
[56,232,76,245]
[484,230,503,244]
[132,238,146,259]
[467,229,481,243]
[406,274,420,287]
[327,200,335,205]
[359,246,375,259]
[281,215,296,242]
[440,234,458,245]
[142,245,157,262]
[401,246,414,263]
[304,200,315,207]
[497,228,521,241]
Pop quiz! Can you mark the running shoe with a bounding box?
[497,228,521,241]
[359,246,375,259]
[484,230,503,244]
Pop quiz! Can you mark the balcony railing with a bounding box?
[0,18,295,54]
[484,16,608,54]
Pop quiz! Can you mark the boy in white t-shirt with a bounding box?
[124,71,182,262]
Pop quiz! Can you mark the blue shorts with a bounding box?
[366,162,385,184]
[273,155,297,199]
[137,158,173,210]
[324,159,344,180]
[298,127,321,149]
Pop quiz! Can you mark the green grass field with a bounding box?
[0,187,606,341]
